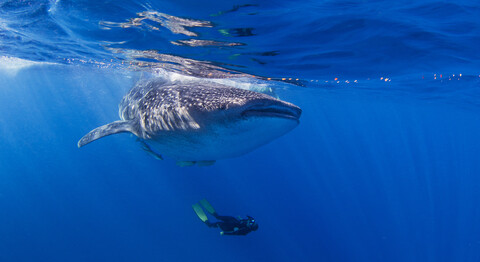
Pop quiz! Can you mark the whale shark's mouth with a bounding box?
[241,104,301,121]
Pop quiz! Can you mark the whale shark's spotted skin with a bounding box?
[120,80,273,134]
[78,79,301,165]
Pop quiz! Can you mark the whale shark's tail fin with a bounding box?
[77,120,135,148]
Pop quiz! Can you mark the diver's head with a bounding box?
[246,216,259,231]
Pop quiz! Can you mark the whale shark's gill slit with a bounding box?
[144,105,200,132]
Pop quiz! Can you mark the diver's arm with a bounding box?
[221,227,239,235]
[206,221,221,228]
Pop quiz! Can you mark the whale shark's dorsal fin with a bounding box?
[77,120,135,148]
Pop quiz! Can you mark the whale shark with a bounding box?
[78,79,301,166]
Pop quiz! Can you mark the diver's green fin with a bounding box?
[192,203,208,223]
[197,160,216,166]
[199,199,216,215]
[78,120,134,147]
[137,139,163,160]
[176,161,196,167]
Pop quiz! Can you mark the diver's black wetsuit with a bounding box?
[206,214,256,236]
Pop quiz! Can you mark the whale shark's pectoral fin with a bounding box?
[77,120,135,148]
[136,139,163,160]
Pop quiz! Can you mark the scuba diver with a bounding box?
[192,199,258,236]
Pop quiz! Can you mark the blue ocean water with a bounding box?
[1,0,480,261]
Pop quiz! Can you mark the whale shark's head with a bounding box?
[208,92,302,159]
[186,83,301,122]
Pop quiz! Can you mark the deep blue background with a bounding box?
[1,1,480,261]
